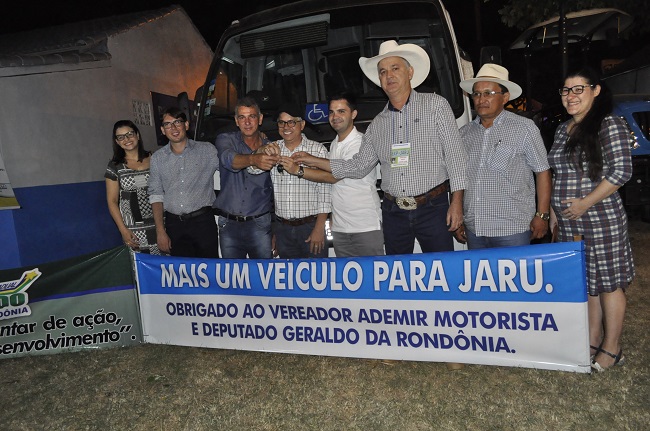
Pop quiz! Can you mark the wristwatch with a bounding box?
[296,165,304,178]
[535,211,550,221]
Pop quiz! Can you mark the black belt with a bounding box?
[215,209,270,222]
[165,206,212,222]
[276,214,318,226]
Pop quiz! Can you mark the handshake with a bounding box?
[250,142,315,176]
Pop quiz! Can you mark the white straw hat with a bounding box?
[359,40,430,88]
[459,63,522,99]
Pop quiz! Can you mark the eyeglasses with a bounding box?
[277,119,302,128]
[162,119,185,129]
[558,85,594,96]
[115,131,136,141]
[471,91,506,98]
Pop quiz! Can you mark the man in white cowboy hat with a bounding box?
[293,40,466,255]
[457,63,551,248]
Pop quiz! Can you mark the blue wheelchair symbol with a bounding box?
[306,103,329,124]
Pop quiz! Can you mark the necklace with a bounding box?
[246,135,262,152]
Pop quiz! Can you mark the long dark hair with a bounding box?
[111,120,150,164]
[562,66,613,181]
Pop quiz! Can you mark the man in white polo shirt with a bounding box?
[279,93,384,257]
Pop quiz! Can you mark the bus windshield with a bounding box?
[197,1,465,143]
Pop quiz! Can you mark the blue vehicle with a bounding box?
[613,94,650,220]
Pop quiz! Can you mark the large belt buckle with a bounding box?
[396,196,417,210]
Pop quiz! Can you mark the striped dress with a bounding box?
[548,115,634,295]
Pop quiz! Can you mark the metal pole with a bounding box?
[525,49,532,112]
[559,0,568,78]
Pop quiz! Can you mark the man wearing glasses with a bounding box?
[148,107,220,258]
[278,93,385,257]
[457,63,551,248]
[254,104,331,258]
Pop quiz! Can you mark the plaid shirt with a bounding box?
[271,135,331,219]
[330,90,466,196]
[148,139,219,215]
[460,109,550,237]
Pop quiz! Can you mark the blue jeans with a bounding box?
[381,192,453,255]
[274,219,328,259]
[465,228,531,249]
[218,213,273,259]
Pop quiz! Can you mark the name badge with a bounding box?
[391,142,411,168]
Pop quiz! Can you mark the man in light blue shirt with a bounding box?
[148,107,220,258]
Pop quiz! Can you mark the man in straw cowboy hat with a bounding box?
[290,40,467,370]
[457,63,551,248]
[292,40,466,255]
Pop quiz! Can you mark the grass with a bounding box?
[2,218,648,431]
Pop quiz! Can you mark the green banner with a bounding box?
[0,246,142,359]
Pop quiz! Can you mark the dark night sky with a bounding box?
[0,1,290,46]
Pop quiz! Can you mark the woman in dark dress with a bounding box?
[105,120,160,255]
[548,67,634,372]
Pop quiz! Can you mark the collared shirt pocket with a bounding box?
[487,141,515,174]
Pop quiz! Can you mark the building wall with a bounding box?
[0,9,213,269]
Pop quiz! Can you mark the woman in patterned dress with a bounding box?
[105,120,160,255]
[548,67,634,372]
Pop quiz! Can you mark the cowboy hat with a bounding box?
[358,40,430,88]
[459,63,522,99]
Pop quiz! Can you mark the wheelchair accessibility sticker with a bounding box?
[305,103,329,124]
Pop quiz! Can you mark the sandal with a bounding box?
[590,344,602,362]
[591,348,625,372]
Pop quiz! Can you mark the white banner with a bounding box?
[135,243,590,373]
